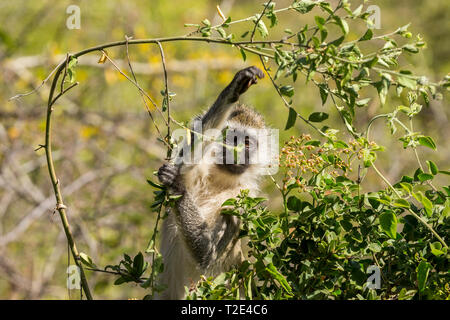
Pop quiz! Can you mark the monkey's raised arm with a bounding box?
[201,66,264,131]
[157,163,240,270]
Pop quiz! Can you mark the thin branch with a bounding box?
[86,267,147,283]
[44,63,93,299]
[124,36,167,145]
[49,81,79,109]
[8,59,66,101]
[250,0,273,43]
[60,54,69,93]
[156,41,173,159]
[100,50,169,126]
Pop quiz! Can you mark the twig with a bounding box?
[44,64,93,299]
[124,36,167,146]
[156,41,172,159]
[60,54,69,93]
[100,50,169,127]
[8,59,66,101]
[147,205,163,292]
[250,0,273,43]
[86,267,147,283]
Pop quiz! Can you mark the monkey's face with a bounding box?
[216,127,258,175]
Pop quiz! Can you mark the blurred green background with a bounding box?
[0,0,448,299]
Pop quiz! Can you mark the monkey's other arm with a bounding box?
[158,163,240,270]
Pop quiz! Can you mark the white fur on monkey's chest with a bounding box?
[182,164,258,222]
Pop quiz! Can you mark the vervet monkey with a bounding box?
[155,66,266,299]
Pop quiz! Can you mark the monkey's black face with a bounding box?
[216,128,257,175]
[218,163,249,175]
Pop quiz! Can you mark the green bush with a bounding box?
[188,136,449,300]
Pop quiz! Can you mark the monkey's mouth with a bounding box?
[216,163,249,175]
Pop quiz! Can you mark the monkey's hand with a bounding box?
[229,66,264,102]
[157,163,182,192]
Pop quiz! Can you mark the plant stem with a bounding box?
[366,114,447,248]
[44,60,93,299]
[371,163,447,248]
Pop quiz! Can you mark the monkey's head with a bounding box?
[216,104,266,175]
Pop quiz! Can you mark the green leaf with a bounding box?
[216,27,226,38]
[222,198,236,207]
[356,98,371,107]
[359,29,373,41]
[240,30,249,38]
[413,168,424,181]
[308,112,329,122]
[67,57,78,83]
[397,75,417,89]
[285,107,297,130]
[416,261,431,292]
[352,4,363,16]
[403,44,419,53]
[147,179,163,189]
[320,27,328,42]
[256,19,269,38]
[417,173,433,182]
[280,85,295,97]
[426,161,438,175]
[418,136,436,150]
[292,0,316,14]
[287,196,302,211]
[114,276,126,285]
[319,2,333,14]
[413,191,433,217]
[375,78,389,105]
[318,84,328,105]
[265,263,292,294]
[399,182,413,194]
[429,242,446,257]
[412,191,424,202]
[362,149,376,168]
[379,211,397,239]
[421,196,433,217]
[368,243,381,253]
[79,252,96,268]
[305,140,321,147]
[133,252,145,274]
[393,198,410,209]
[239,48,246,61]
[333,16,349,35]
[333,140,349,149]
[329,36,345,47]
[68,56,77,69]
[315,16,325,28]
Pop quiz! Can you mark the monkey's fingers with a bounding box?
[157,163,178,186]
[235,66,264,95]
[250,66,264,79]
